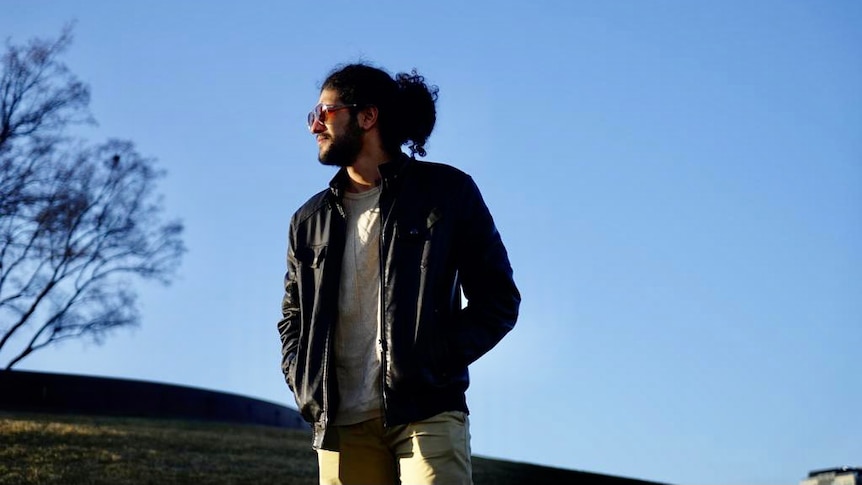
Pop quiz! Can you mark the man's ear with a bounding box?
[358,105,378,130]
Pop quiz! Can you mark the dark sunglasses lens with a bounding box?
[308,104,323,128]
[311,104,328,127]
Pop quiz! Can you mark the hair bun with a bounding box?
[395,70,438,157]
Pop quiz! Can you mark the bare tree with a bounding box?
[0,27,185,369]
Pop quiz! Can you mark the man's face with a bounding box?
[311,88,364,167]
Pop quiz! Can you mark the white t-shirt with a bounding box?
[333,186,383,425]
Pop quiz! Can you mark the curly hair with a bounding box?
[321,63,439,157]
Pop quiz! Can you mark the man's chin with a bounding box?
[317,148,336,166]
[317,155,352,167]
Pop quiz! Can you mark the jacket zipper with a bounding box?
[321,317,332,441]
[378,180,398,427]
[320,193,343,445]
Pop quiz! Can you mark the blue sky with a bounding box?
[2,1,860,483]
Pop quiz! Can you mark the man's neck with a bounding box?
[346,149,389,193]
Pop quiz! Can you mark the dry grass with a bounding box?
[0,412,317,484]
[0,411,657,485]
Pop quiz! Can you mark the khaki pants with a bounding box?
[317,411,472,485]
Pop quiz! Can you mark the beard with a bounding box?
[318,117,364,167]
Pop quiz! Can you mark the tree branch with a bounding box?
[0,27,183,368]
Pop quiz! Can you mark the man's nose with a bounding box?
[311,119,326,134]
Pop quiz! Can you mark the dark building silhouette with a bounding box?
[0,370,305,429]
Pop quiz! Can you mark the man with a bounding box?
[278,63,520,485]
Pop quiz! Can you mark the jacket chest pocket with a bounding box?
[296,244,327,269]
[397,208,442,240]
[396,208,442,269]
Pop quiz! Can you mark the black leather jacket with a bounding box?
[278,154,520,449]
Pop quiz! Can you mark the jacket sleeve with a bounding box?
[277,221,300,392]
[450,176,520,368]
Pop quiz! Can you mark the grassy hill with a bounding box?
[0,411,664,485]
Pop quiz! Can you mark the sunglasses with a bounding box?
[307,103,358,130]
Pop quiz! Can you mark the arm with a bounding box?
[277,223,300,392]
[449,176,520,367]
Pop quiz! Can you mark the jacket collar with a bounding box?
[327,153,412,199]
